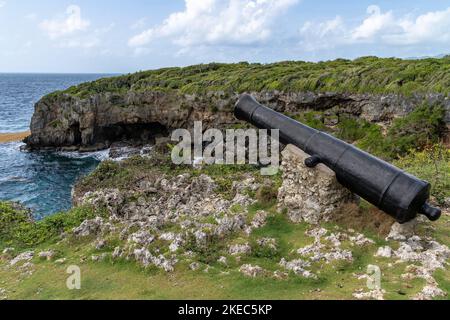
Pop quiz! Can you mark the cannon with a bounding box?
[235,94,441,224]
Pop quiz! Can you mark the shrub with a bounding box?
[255,185,279,206]
[336,117,377,143]
[385,104,445,157]
[356,125,387,158]
[0,202,33,244]
[294,111,328,131]
[250,240,279,259]
[183,232,224,265]
[356,104,445,160]
[395,144,450,205]
[0,202,99,248]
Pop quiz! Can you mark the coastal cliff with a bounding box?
[25,58,450,151]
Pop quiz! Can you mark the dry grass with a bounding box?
[332,202,396,237]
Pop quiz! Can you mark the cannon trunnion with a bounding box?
[235,94,441,224]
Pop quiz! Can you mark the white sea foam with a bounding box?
[57,148,111,161]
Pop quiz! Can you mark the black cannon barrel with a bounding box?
[235,94,441,223]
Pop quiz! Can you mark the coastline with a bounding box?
[0,131,30,144]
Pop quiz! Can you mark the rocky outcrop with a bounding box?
[25,90,450,150]
[278,145,357,224]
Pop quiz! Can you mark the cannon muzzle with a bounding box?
[235,94,441,223]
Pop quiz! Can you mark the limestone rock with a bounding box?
[26,90,450,151]
[414,285,447,300]
[55,258,67,265]
[0,288,7,301]
[229,243,252,256]
[112,247,124,260]
[349,234,375,246]
[133,248,177,272]
[94,239,107,250]
[375,246,393,258]
[128,231,155,246]
[353,288,386,300]
[73,217,104,237]
[10,251,34,266]
[38,250,56,261]
[279,258,316,279]
[386,220,418,241]
[190,262,201,271]
[239,264,265,278]
[278,145,356,224]
[91,253,108,262]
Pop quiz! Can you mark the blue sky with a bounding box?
[0,0,450,73]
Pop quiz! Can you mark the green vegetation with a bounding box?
[395,145,450,205]
[293,111,329,131]
[312,103,446,160]
[0,202,103,248]
[1,199,448,300]
[335,116,377,142]
[54,56,450,99]
[386,104,445,156]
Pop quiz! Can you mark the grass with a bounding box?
[0,202,105,248]
[1,208,448,300]
[44,56,450,100]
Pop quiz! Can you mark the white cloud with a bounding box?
[38,6,115,50]
[385,7,450,45]
[299,16,346,50]
[40,5,90,39]
[351,5,396,41]
[129,0,299,48]
[299,5,450,50]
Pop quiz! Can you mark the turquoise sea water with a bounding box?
[0,73,111,218]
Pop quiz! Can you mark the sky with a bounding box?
[0,0,450,73]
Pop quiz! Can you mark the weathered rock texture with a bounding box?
[278,145,356,224]
[26,91,450,150]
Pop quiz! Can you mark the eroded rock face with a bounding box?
[278,145,357,224]
[25,90,450,150]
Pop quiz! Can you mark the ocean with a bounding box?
[0,73,112,218]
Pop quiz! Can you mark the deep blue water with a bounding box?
[0,74,112,218]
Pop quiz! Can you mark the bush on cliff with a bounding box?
[0,202,99,248]
[336,116,377,143]
[386,103,445,156]
[354,103,445,160]
[59,56,450,99]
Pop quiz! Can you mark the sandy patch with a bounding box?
[0,131,30,143]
